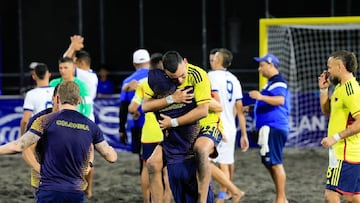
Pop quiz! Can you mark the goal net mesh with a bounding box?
[266,23,360,147]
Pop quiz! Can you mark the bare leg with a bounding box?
[141,159,151,203]
[324,189,341,203]
[147,145,165,203]
[211,163,244,203]
[266,164,288,203]
[226,163,235,199]
[348,194,360,203]
[194,137,214,203]
[345,194,353,203]
[216,163,230,203]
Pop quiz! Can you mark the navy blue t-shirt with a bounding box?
[29,109,104,192]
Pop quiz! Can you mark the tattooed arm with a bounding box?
[0,131,40,155]
[94,141,117,163]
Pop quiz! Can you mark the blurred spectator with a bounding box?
[63,35,98,122]
[119,48,150,174]
[20,63,54,135]
[20,62,38,95]
[97,64,115,97]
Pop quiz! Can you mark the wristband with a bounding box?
[333,133,341,142]
[320,88,328,93]
[171,118,179,127]
[165,95,174,104]
[89,161,94,168]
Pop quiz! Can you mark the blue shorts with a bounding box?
[199,124,222,159]
[167,158,214,203]
[36,189,85,203]
[261,127,288,166]
[141,142,159,161]
[326,160,360,194]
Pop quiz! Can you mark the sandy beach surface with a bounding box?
[0,147,329,203]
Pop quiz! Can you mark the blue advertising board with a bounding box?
[0,92,327,151]
[0,96,24,145]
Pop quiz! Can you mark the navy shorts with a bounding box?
[199,124,222,158]
[199,124,222,146]
[261,127,288,166]
[141,142,159,161]
[166,158,214,203]
[36,189,85,203]
[326,160,360,194]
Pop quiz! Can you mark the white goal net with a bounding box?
[265,22,360,147]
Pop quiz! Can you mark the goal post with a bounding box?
[257,16,360,147]
[259,16,360,88]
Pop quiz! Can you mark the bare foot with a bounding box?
[231,190,245,203]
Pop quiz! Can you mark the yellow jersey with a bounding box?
[329,77,360,162]
[144,63,211,106]
[132,80,163,143]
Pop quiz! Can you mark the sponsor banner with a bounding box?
[240,92,327,148]
[0,97,24,145]
[0,92,327,150]
[93,96,132,152]
[0,96,132,151]
[0,34,2,95]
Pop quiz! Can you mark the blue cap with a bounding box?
[253,54,280,67]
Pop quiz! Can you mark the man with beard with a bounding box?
[319,50,360,203]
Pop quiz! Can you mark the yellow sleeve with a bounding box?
[345,79,360,118]
[132,82,146,105]
[189,64,211,105]
[142,81,155,99]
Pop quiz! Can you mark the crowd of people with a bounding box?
[0,33,358,203]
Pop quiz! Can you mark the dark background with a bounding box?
[0,0,359,95]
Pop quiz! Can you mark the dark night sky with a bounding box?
[0,0,359,94]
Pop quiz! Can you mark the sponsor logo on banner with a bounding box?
[0,98,23,144]
[94,97,131,151]
[0,92,327,149]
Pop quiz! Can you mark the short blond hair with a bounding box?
[58,81,80,105]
